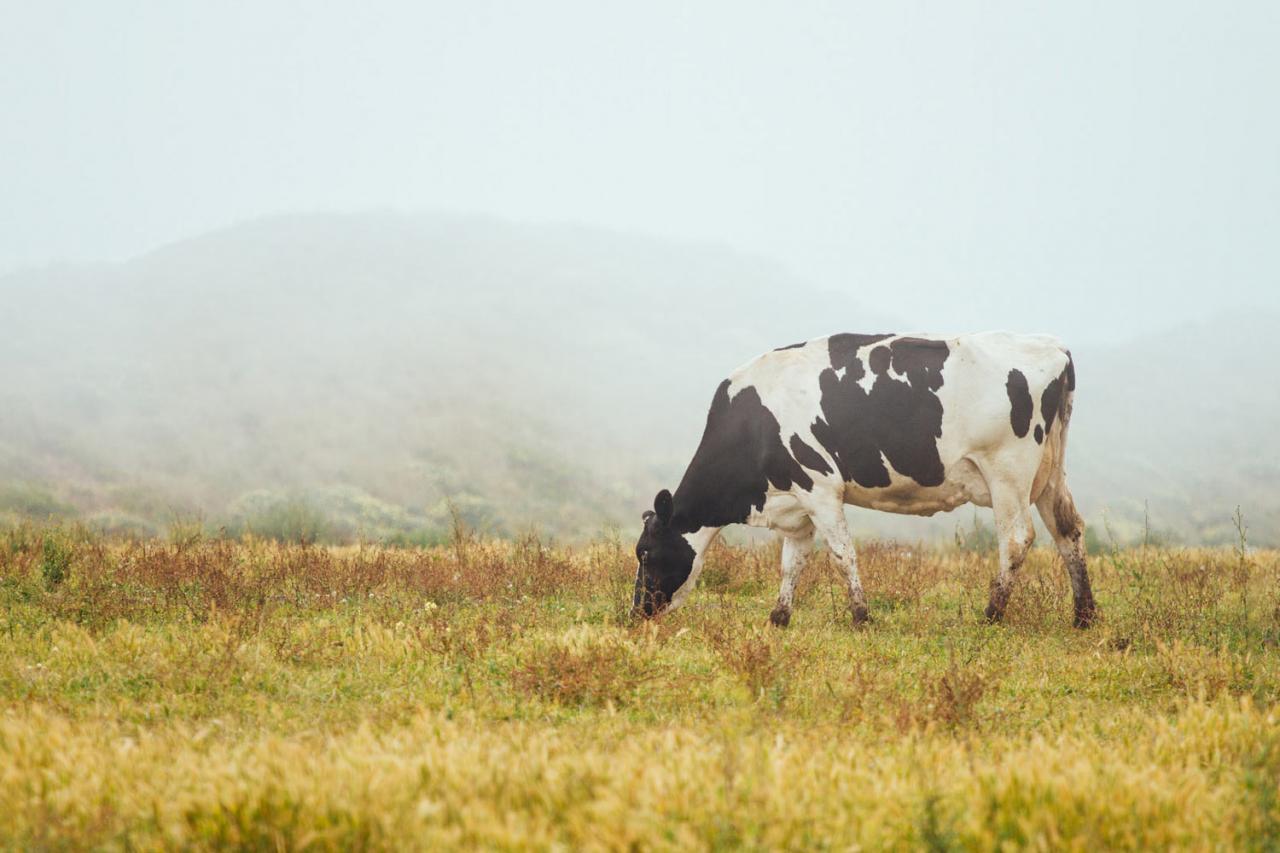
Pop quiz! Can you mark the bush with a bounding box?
[511,626,658,707]
[40,535,73,588]
[226,492,332,543]
[0,483,75,519]
[705,621,795,703]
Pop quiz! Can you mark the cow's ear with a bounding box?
[654,489,673,525]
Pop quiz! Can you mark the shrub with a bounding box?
[890,656,999,732]
[705,621,795,703]
[927,660,993,729]
[0,483,74,519]
[40,535,73,588]
[511,626,658,707]
[227,493,332,543]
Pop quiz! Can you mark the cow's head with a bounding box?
[632,489,695,618]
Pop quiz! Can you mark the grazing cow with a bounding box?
[632,332,1097,628]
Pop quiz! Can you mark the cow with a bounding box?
[632,331,1097,628]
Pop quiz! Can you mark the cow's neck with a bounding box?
[667,492,723,608]
[668,525,720,609]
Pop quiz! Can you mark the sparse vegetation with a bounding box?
[2,528,1279,848]
[38,532,73,589]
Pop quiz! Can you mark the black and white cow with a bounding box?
[633,332,1097,628]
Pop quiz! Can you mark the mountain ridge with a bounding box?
[1,212,1274,544]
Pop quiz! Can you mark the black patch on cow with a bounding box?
[828,333,894,372]
[889,337,949,391]
[1041,374,1064,437]
[774,341,806,351]
[671,380,814,532]
[869,345,892,375]
[1005,369,1033,438]
[789,434,833,476]
[811,335,950,489]
[1034,424,1044,444]
[1065,351,1076,391]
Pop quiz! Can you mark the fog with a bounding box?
[2,3,1278,544]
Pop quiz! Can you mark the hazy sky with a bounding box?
[3,1,1277,344]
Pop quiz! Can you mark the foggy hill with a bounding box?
[1,213,1275,545]
[1068,310,1280,545]
[0,212,893,540]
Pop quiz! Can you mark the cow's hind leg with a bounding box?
[809,504,869,625]
[770,527,814,628]
[985,479,1037,623]
[1035,481,1098,628]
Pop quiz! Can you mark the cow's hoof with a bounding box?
[983,603,1005,624]
[769,606,791,628]
[851,604,870,627]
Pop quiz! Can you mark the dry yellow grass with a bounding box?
[2,528,1279,849]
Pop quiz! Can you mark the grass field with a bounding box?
[2,526,1279,850]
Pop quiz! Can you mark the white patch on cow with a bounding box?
[855,358,876,394]
[742,493,812,534]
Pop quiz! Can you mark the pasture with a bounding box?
[2,526,1279,849]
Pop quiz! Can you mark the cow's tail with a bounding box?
[1053,349,1076,455]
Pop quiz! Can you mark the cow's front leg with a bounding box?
[808,504,870,626]
[770,528,814,627]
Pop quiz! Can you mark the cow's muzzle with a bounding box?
[631,569,663,620]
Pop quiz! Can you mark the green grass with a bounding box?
[1,529,1278,849]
